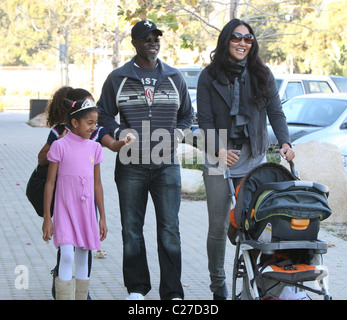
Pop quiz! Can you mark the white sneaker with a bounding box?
[126,292,145,300]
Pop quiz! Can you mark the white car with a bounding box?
[274,73,346,101]
[176,66,203,126]
[268,93,347,174]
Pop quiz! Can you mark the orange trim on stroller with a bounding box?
[229,180,243,228]
[269,264,316,273]
[291,218,310,230]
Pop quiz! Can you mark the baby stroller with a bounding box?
[228,161,332,300]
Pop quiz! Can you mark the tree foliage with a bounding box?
[264,0,347,75]
[0,0,346,76]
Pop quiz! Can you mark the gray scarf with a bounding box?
[229,59,249,149]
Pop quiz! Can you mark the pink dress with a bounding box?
[47,132,104,250]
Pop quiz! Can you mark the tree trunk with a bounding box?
[230,0,239,20]
[112,33,119,69]
[112,0,120,69]
[64,27,70,85]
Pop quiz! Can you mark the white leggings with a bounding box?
[58,245,89,281]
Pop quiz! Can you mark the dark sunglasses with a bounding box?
[140,37,160,44]
[230,32,254,44]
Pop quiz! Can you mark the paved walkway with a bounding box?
[0,112,346,300]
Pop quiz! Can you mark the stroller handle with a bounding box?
[289,160,300,179]
[258,180,329,194]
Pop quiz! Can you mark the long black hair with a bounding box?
[208,19,269,104]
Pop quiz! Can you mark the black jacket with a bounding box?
[97,56,193,167]
[197,67,290,159]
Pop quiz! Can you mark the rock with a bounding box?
[177,143,205,196]
[176,143,203,165]
[28,112,47,127]
[180,167,205,195]
[281,141,347,223]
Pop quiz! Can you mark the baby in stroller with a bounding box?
[229,161,332,300]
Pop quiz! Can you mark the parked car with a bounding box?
[330,76,347,93]
[176,66,202,125]
[268,93,347,174]
[176,66,203,146]
[274,73,345,101]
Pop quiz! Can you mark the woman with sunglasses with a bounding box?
[197,19,295,300]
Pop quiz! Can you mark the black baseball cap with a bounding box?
[131,20,163,39]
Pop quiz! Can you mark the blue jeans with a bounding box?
[115,156,184,300]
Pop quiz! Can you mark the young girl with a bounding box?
[42,99,107,300]
[38,86,134,299]
[39,86,130,167]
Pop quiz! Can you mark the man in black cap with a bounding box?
[97,20,193,300]
[131,19,163,39]
[131,20,163,67]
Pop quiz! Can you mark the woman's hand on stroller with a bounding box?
[280,143,295,162]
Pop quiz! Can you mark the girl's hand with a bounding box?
[58,129,68,139]
[42,218,53,243]
[99,219,108,241]
[123,132,136,145]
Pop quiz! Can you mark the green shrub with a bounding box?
[266,150,281,163]
[181,155,204,171]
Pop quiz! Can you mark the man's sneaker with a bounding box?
[126,292,145,300]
